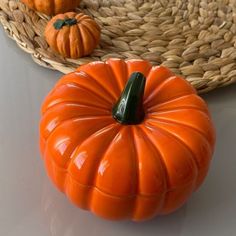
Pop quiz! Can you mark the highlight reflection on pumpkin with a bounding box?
[40,58,215,221]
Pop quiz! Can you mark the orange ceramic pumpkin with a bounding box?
[40,59,215,221]
[21,0,81,15]
[45,12,101,59]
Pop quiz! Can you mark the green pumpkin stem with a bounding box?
[54,18,77,30]
[112,72,146,125]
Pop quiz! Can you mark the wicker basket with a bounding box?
[1,0,236,93]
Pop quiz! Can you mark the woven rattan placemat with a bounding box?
[1,0,236,93]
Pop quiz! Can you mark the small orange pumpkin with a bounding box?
[20,0,81,15]
[45,12,101,59]
[40,59,215,221]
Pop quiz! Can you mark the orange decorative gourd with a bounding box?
[45,12,101,59]
[40,59,215,221]
[21,0,81,15]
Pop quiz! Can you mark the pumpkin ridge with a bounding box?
[78,24,94,55]
[60,26,71,57]
[73,24,84,56]
[150,107,209,116]
[146,94,208,113]
[140,125,198,214]
[79,21,97,43]
[70,71,117,102]
[76,13,89,21]
[143,75,174,105]
[149,107,209,117]
[43,116,114,143]
[81,19,100,32]
[101,64,122,99]
[87,126,127,208]
[130,126,140,217]
[43,83,112,111]
[148,106,209,114]
[47,158,199,197]
[45,22,60,52]
[132,126,168,193]
[55,71,117,102]
[126,60,152,74]
[42,99,110,115]
[68,24,73,58]
[144,66,174,100]
[76,64,120,101]
[144,76,195,106]
[43,116,115,171]
[46,98,108,111]
[67,124,121,186]
[150,117,214,150]
[138,126,169,214]
[82,20,100,43]
[42,102,110,116]
[41,114,112,141]
[73,22,84,57]
[145,123,199,189]
[68,25,83,58]
[92,126,140,196]
[150,107,213,126]
[106,59,128,92]
[145,119,212,189]
[40,102,111,140]
[63,81,114,107]
[105,61,129,93]
[130,126,167,219]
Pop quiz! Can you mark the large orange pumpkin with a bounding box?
[45,12,101,59]
[21,0,81,15]
[40,59,215,221]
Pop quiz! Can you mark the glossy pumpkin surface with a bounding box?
[40,59,215,221]
[45,12,101,59]
[21,0,81,15]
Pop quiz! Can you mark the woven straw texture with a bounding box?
[1,0,236,93]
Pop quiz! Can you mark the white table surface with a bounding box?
[0,28,236,236]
